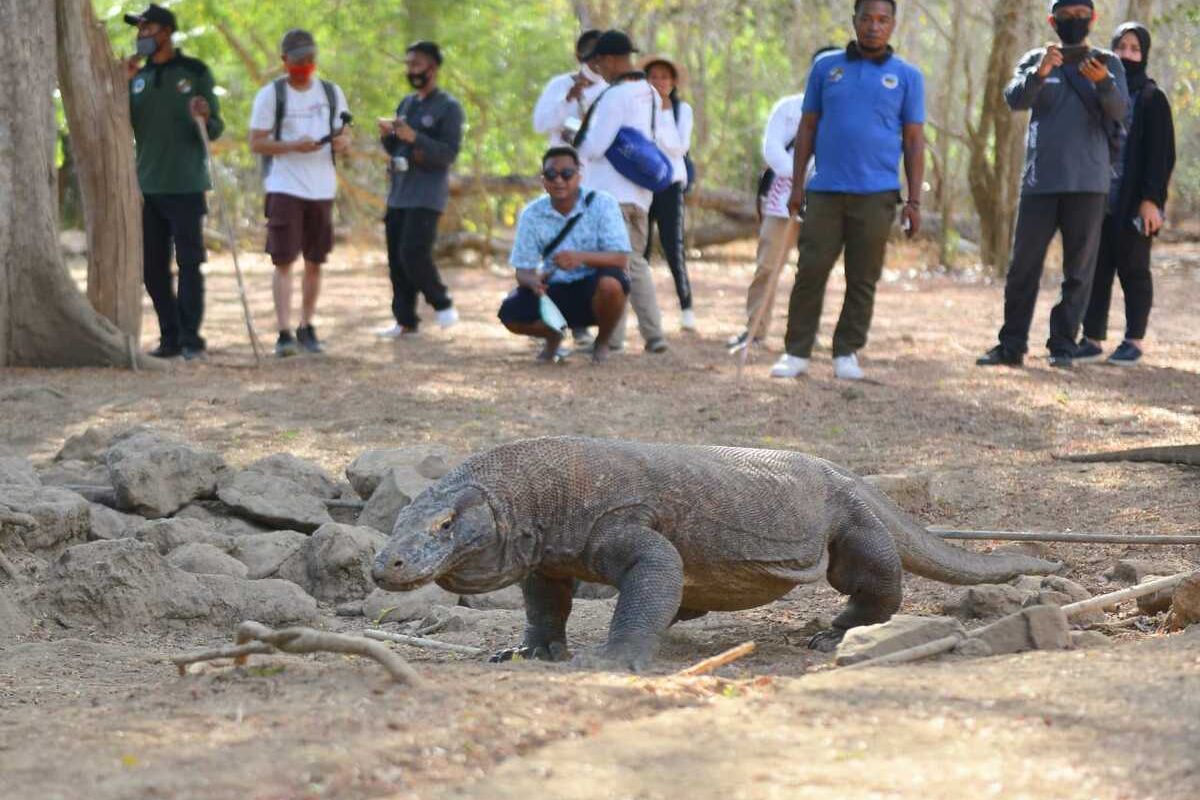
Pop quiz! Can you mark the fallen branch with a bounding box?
[1062,571,1199,620]
[932,529,1200,546]
[839,634,962,671]
[363,628,485,656]
[172,621,422,685]
[674,641,756,677]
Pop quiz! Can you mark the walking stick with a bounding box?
[193,114,264,365]
[735,215,801,385]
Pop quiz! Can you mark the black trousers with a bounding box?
[143,192,207,349]
[1082,213,1154,342]
[998,192,1107,356]
[645,182,692,311]
[384,207,452,329]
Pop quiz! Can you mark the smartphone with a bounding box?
[1059,45,1089,64]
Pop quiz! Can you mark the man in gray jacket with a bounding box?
[978,0,1128,369]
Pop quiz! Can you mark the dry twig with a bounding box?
[674,641,756,677]
[1062,571,1199,620]
[363,628,485,656]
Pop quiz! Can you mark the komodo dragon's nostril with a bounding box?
[392,558,404,570]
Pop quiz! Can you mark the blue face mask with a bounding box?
[135,36,159,58]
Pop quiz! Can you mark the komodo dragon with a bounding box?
[372,437,1060,670]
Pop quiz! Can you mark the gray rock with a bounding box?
[175,501,273,537]
[134,518,234,555]
[231,530,308,580]
[167,542,249,578]
[345,445,454,500]
[944,583,1036,620]
[967,605,1071,656]
[953,637,993,658]
[1106,558,1181,585]
[1011,575,1045,593]
[0,485,90,553]
[0,457,39,486]
[1166,573,1200,632]
[303,523,387,603]
[55,427,110,462]
[363,584,459,624]
[1070,630,1111,650]
[39,460,111,488]
[245,454,340,500]
[0,588,33,639]
[32,539,212,629]
[194,574,318,627]
[862,473,930,513]
[1039,575,1091,603]
[335,601,364,617]
[87,503,142,541]
[217,471,332,533]
[835,615,965,666]
[357,469,414,533]
[106,431,225,518]
[459,584,525,611]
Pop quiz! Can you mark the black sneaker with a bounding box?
[148,342,182,359]
[181,345,208,362]
[275,331,300,358]
[1048,352,1074,369]
[1107,341,1143,367]
[1073,339,1104,364]
[976,345,1023,367]
[296,324,324,354]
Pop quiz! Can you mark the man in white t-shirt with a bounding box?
[532,30,608,148]
[249,29,350,357]
[575,30,681,355]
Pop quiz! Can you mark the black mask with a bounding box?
[1120,58,1145,79]
[406,70,431,90]
[1054,16,1091,46]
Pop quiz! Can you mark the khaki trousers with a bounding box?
[745,215,797,339]
[611,203,664,348]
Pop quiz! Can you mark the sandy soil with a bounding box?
[1,239,1198,800]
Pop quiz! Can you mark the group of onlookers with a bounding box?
[123,0,1176,376]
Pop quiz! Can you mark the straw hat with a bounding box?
[638,53,688,87]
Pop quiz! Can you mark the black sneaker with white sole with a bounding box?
[1107,341,1143,366]
[1073,339,1104,364]
[148,342,182,359]
[275,331,300,358]
[1048,351,1074,369]
[296,324,324,354]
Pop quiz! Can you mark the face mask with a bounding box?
[135,36,159,58]
[579,63,602,83]
[1054,16,1091,46]
[287,63,316,82]
[1120,58,1146,78]
[407,69,431,90]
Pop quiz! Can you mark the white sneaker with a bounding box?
[680,309,697,331]
[436,307,459,328]
[770,354,810,378]
[375,324,404,339]
[833,353,865,381]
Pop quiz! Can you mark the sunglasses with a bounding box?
[542,167,578,182]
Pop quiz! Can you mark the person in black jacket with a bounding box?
[1077,22,1176,366]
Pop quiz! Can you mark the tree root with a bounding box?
[172,621,423,686]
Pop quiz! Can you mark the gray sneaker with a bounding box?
[296,324,324,354]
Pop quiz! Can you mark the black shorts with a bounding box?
[265,192,335,266]
[497,268,630,329]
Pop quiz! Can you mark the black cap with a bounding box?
[124,3,176,29]
[590,30,638,58]
[406,41,444,66]
[280,29,317,60]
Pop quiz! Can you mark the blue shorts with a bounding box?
[498,268,630,329]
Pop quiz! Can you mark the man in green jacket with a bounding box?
[126,4,224,360]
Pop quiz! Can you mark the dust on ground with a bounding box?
[1,240,1199,799]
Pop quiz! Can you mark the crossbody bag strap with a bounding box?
[541,191,596,259]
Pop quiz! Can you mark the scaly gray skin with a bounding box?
[372,437,1061,671]
[1059,445,1200,467]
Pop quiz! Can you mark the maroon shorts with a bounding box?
[265,192,334,266]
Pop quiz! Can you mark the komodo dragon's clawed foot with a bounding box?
[570,637,658,673]
[807,629,846,653]
[489,641,570,664]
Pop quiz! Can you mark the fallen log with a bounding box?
[1061,571,1199,620]
[931,529,1200,546]
[1056,445,1200,467]
[363,628,485,656]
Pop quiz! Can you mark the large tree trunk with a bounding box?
[0,0,153,368]
[55,0,143,340]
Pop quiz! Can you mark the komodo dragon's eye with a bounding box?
[431,513,454,534]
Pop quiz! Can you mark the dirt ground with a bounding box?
[1,238,1199,800]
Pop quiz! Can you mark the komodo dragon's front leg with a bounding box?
[490,572,574,663]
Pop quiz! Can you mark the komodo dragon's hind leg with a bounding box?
[809,509,903,653]
[490,572,574,663]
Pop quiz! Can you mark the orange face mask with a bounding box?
[287,63,316,81]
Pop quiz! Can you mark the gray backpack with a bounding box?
[261,76,338,177]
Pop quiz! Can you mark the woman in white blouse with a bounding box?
[641,55,696,331]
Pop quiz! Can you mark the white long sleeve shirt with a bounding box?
[761,93,812,219]
[577,78,681,211]
[532,71,608,147]
[655,100,693,190]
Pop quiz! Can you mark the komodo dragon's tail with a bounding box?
[1056,445,1200,467]
[844,471,1062,585]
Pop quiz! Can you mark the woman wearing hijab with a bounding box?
[1077,22,1176,366]
[641,55,697,332]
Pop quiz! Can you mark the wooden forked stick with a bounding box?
[674,641,756,677]
[363,628,485,656]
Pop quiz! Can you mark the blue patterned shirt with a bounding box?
[509,189,631,285]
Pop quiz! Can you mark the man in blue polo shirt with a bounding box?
[772,0,925,381]
[498,147,632,364]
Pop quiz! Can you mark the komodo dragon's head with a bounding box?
[372,484,533,595]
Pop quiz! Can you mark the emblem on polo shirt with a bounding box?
[881,74,900,90]
[829,67,845,83]
[176,77,193,94]
[421,114,435,128]
[132,77,146,95]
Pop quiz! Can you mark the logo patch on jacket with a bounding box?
[132,77,146,95]
[829,67,845,83]
[176,78,193,94]
[882,74,900,90]
[421,114,435,128]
